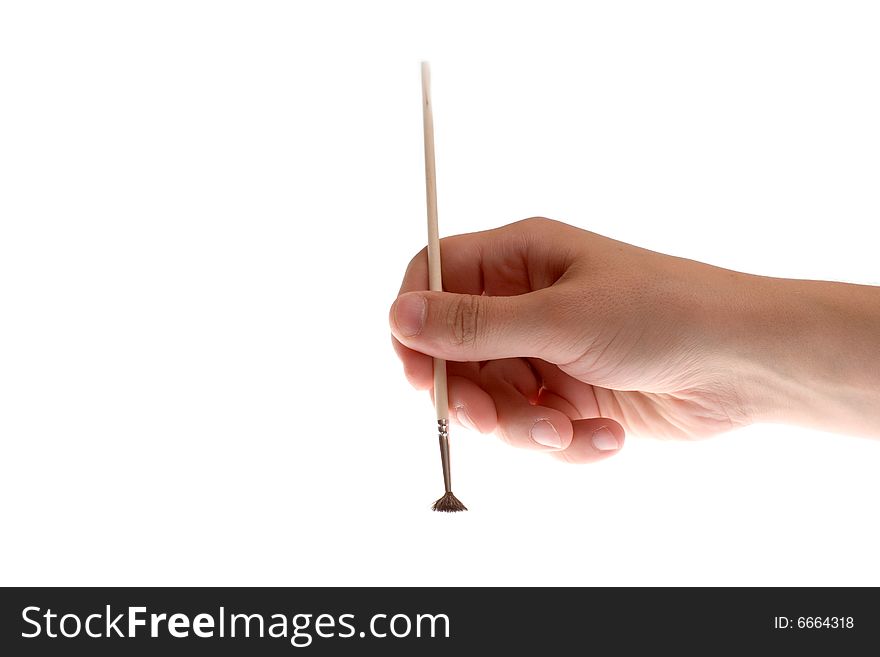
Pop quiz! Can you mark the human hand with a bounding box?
[389,218,756,463]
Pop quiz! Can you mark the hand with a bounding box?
[389,218,753,463]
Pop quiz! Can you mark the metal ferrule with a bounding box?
[437,419,451,493]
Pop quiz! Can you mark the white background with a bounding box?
[2,1,879,586]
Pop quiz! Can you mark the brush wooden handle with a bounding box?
[420,61,449,422]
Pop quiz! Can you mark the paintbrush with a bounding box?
[420,61,467,513]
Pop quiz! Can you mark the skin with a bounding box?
[389,217,880,464]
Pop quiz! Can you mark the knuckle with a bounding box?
[447,294,483,348]
[520,216,556,230]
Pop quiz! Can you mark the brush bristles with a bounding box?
[432,491,467,513]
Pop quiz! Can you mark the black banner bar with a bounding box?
[1,587,876,655]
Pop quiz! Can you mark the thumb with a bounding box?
[389,290,560,362]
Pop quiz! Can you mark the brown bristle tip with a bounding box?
[432,492,468,512]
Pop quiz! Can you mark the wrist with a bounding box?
[714,272,880,436]
[713,273,807,426]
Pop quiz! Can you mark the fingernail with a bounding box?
[591,427,620,451]
[530,420,562,448]
[394,294,426,337]
[455,406,478,432]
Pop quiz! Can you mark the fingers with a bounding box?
[480,359,574,451]
[397,239,483,298]
[391,336,433,390]
[552,418,625,464]
[407,355,626,462]
[392,336,482,391]
[533,383,625,463]
[397,218,576,299]
[479,359,624,461]
[446,375,497,433]
[530,357,601,418]
[390,219,584,364]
